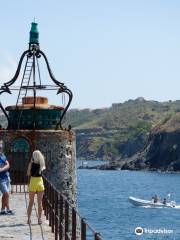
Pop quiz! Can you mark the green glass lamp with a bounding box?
[29,22,39,44]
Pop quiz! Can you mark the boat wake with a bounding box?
[140,205,180,209]
[174,205,180,209]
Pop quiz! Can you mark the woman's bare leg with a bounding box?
[27,192,36,221]
[37,191,44,222]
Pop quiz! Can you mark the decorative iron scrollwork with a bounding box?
[0,23,73,130]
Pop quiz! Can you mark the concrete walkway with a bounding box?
[0,192,55,240]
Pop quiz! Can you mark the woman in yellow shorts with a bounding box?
[27,150,46,224]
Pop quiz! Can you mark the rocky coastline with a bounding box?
[79,113,180,172]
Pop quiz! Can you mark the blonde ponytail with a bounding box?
[32,150,46,174]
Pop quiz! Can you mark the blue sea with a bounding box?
[77,161,180,240]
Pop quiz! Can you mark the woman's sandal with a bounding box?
[38,219,42,224]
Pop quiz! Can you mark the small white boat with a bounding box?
[129,196,176,208]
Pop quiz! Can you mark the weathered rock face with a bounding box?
[76,131,148,160]
[121,113,180,172]
[145,131,180,171]
[116,134,147,158]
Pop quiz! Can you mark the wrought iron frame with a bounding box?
[0,44,73,130]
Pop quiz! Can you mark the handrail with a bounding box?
[43,176,102,240]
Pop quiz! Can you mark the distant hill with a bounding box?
[64,98,180,160]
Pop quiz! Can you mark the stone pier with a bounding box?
[0,192,55,240]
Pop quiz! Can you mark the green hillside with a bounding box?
[65,98,180,160]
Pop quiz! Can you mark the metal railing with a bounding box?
[43,177,102,240]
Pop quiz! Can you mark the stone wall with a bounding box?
[35,130,77,204]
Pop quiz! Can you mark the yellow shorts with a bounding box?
[29,177,45,192]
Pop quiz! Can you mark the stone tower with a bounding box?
[0,22,77,204]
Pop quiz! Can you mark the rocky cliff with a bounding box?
[113,113,180,172]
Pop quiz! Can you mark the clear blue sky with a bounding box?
[0,0,180,109]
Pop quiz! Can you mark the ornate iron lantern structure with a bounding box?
[0,22,73,130]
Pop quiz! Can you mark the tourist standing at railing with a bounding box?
[27,150,46,224]
[0,142,13,215]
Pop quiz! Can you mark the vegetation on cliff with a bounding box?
[65,98,180,160]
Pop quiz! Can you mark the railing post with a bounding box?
[55,191,59,240]
[42,178,46,212]
[72,207,76,240]
[51,187,55,233]
[49,184,52,227]
[59,195,64,240]
[48,183,51,222]
[45,179,49,220]
[95,233,102,240]
[43,179,46,213]
[81,218,86,240]
[65,200,69,240]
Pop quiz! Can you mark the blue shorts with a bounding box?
[0,177,10,193]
